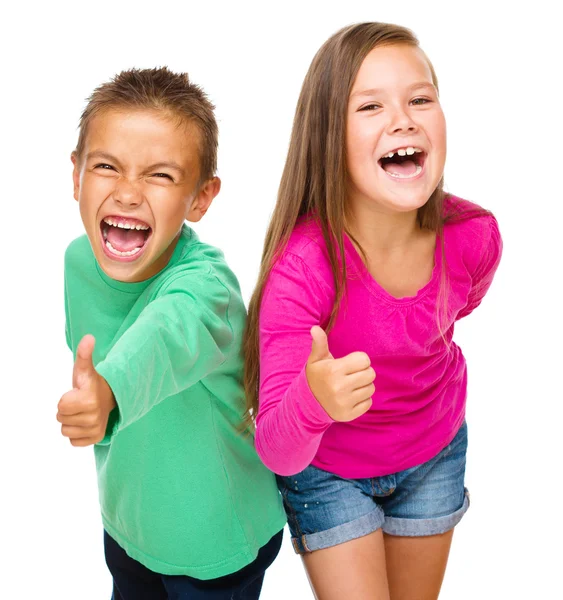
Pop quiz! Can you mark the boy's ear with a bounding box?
[71,152,80,202]
[186,177,221,222]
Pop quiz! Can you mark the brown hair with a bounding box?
[74,67,218,182]
[243,22,489,425]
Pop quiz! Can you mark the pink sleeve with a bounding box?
[457,216,503,320]
[256,251,335,476]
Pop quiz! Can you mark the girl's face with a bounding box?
[346,44,446,215]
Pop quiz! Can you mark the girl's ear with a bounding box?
[186,176,221,222]
[71,152,80,202]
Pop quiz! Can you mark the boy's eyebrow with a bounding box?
[145,161,186,176]
[85,152,186,176]
[86,151,123,165]
[351,82,436,98]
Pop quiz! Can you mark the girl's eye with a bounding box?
[358,103,381,112]
[411,97,431,106]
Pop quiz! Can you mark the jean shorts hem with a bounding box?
[290,510,384,555]
[382,488,470,537]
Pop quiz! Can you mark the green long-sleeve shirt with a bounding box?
[64,225,286,578]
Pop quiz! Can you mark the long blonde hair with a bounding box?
[243,22,488,425]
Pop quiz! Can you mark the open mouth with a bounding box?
[378,146,426,179]
[100,216,152,261]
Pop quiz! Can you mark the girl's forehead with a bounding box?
[351,45,435,94]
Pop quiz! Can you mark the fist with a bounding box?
[306,326,375,422]
[57,335,116,447]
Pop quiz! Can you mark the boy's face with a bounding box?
[72,109,220,282]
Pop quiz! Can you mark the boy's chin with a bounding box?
[89,229,155,283]
[92,243,150,283]
[97,257,146,283]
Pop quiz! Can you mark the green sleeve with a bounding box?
[95,274,234,440]
[64,273,72,351]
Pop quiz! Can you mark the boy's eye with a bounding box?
[152,173,174,181]
[94,163,116,171]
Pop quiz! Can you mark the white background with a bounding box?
[1,1,560,598]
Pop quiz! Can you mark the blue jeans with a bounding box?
[104,529,283,599]
[277,422,469,554]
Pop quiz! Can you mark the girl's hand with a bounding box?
[306,326,375,422]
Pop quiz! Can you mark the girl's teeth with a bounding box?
[383,147,423,159]
[105,240,143,257]
[388,165,423,179]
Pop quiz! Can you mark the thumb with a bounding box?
[309,326,333,363]
[73,334,96,389]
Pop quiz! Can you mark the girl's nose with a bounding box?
[387,108,418,135]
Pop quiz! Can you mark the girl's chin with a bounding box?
[357,189,432,213]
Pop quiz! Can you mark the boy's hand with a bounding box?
[57,335,116,447]
[306,326,375,422]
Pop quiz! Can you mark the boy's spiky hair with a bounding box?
[75,67,218,182]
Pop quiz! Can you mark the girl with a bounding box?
[244,23,502,600]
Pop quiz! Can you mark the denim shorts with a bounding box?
[277,422,469,554]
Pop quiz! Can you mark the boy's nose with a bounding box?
[113,179,143,207]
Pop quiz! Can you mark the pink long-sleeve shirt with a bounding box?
[257,196,502,478]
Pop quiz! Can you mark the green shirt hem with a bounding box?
[102,514,287,579]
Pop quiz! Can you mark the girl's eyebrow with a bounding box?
[351,82,436,98]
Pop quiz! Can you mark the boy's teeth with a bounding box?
[103,217,150,230]
[388,164,423,179]
[397,149,407,156]
[105,240,143,257]
[406,147,415,155]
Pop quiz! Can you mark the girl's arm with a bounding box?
[257,252,335,476]
[457,216,503,320]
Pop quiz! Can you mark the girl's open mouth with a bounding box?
[378,146,426,180]
[100,216,152,262]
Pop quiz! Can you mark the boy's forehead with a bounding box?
[84,108,202,162]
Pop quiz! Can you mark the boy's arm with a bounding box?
[93,274,234,442]
[64,272,72,351]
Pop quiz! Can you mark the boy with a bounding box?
[57,67,285,599]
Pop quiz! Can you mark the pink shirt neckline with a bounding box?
[343,230,443,306]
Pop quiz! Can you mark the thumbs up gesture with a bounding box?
[57,335,116,447]
[306,326,375,422]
